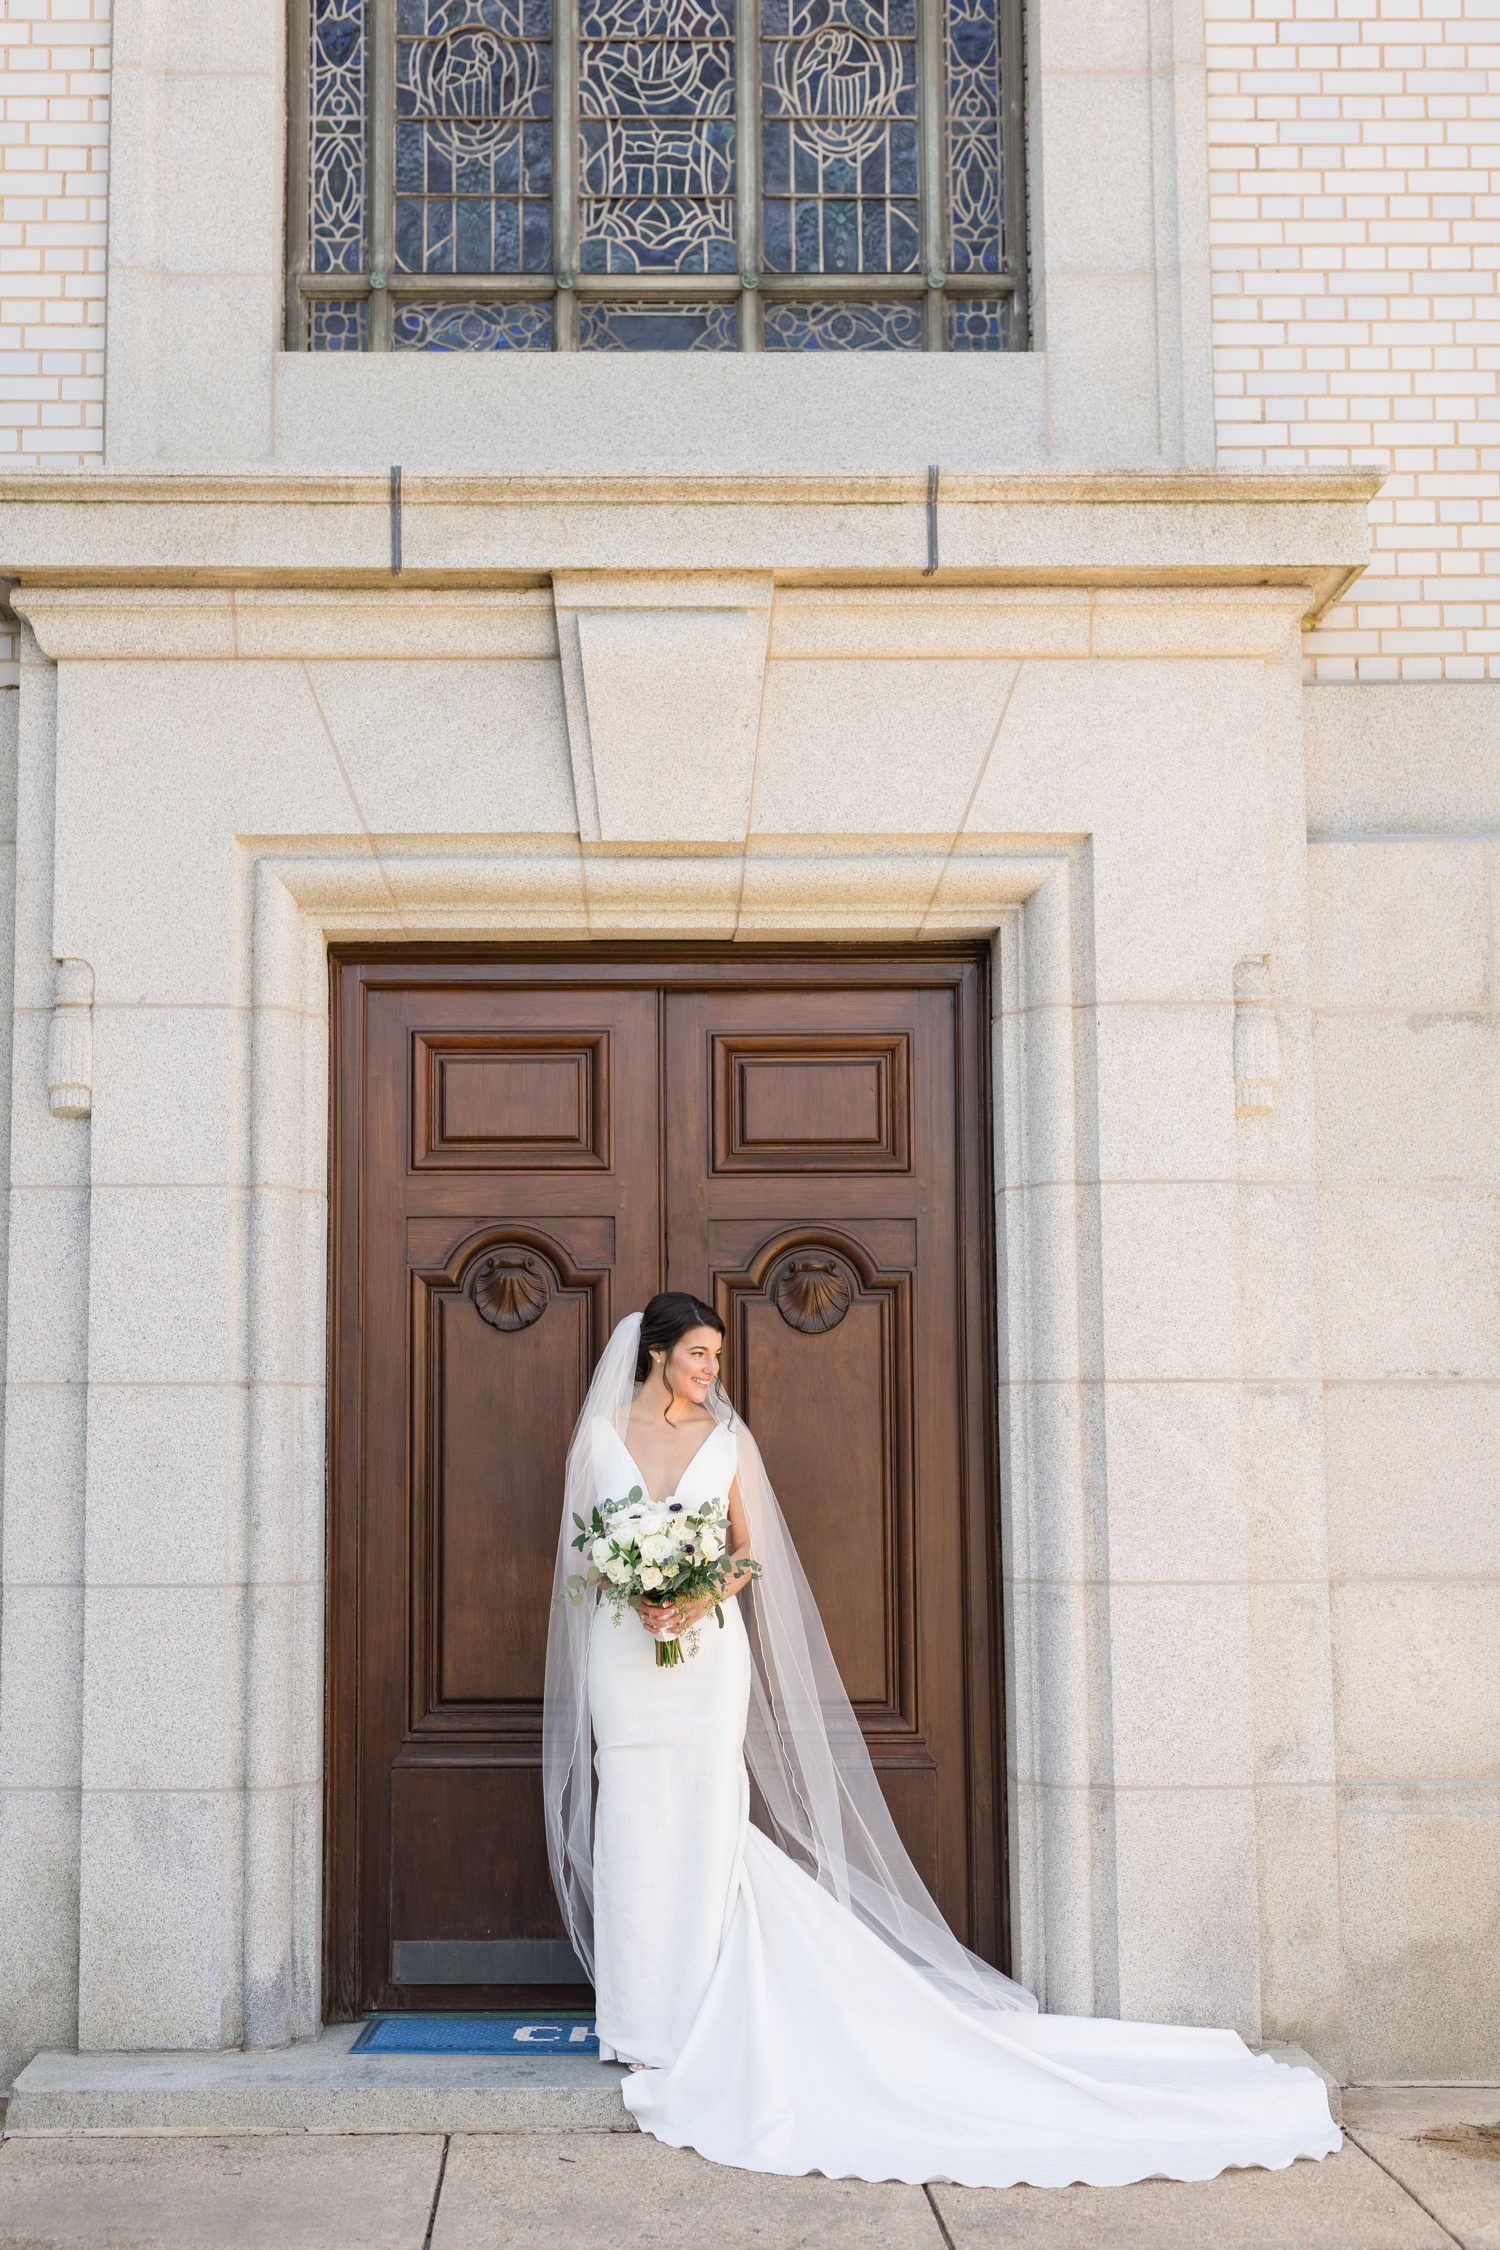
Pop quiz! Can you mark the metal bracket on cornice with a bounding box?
[924,463,939,576]
[390,465,403,578]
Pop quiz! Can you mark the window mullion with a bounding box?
[554,0,578,349]
[735,0,761,351]
[918,0,944,349]
[287,0,312,350]
[370,0,395,348]
[999,0,1025,343]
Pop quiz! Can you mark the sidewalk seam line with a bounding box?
[924,2181,960,2249]
[1346,2128,1467,2249]
[421,2131,450,2250]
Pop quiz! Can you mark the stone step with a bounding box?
[5,2030,1343,2140]
[5,2025,635,2137]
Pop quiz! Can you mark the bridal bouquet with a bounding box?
[566,1488,758,1668]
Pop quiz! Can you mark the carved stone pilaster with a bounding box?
[47,958,94,1121]
[1233,955,1278,1120]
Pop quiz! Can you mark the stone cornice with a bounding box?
[0,466,1384,508]
[0,466,1381,618]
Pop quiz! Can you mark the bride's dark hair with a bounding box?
[634,1292,725,1395]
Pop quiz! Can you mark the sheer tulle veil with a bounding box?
[541,1311,1036,2019]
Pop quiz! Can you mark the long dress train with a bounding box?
[584,1417,1341,2191]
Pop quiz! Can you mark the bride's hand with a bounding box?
[636,1599,680,1638]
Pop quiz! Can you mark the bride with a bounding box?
[542,1295,1341,2189]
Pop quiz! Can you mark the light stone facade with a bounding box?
[0,0,1495,2107]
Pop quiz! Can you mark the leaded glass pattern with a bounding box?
[761,0,918,276]
[309,298,370,349]
[762,297,920,347]
[310,0,368,273]
[578,0,737,273]
[579,299,739,346]
[395,0,553,275]
[394,298,554,346]
[944,0,999,273]
[295,0,1020,349]
[947,294,1004,348]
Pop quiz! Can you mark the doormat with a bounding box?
[352,2014,600,2056]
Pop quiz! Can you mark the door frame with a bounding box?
[325,942,1009,2020]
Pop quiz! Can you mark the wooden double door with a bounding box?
[327,950,1006,2018]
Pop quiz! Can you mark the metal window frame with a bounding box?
[287,0,1027,351]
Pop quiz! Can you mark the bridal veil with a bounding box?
[541,1310,1036,2021]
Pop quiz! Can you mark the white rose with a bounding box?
[591,1538,613,1565]
[699,1529,724,1560]
[605,1558,631,1584]
[639,1533,670,1564]
[639,1565,663,1590]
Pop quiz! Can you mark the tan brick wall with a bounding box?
[0,0,109,481]
[1208,0,1500,680]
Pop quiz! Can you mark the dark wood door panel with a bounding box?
[664,976,988,1950]
[415,1256,595,1716]
[390,1762,565,1945]
[720,1232,909,1716]
[328,951,1004,2020]
[330,968,661,2017]
[413,1030,613,1171]
[713,1033,911,1171]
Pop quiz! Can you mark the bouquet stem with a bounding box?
[654,1635,683,1669]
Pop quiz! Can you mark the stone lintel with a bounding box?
[10,582,1323,667]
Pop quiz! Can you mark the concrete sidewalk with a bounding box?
[0,2087,1495,2248]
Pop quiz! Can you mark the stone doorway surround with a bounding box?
[0,467,1377,2089]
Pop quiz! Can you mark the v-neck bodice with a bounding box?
[597,1417,734,1507]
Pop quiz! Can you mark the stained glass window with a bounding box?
[944,0,999,277]
[763,298,920,349]
[761,0,918,278]
[579,0,737,275]
[579,299,739,347]
[308,298,370,348]
[946,293,1005,350]
[294,0,1020,349]
[393,298,554,346]
[309,0,368,274]
[395,0,553,274]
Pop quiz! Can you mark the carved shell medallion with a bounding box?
[470,1248,549,1332]
[774,1256,851,1335]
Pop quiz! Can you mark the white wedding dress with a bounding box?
[583,1416,1341,2190]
